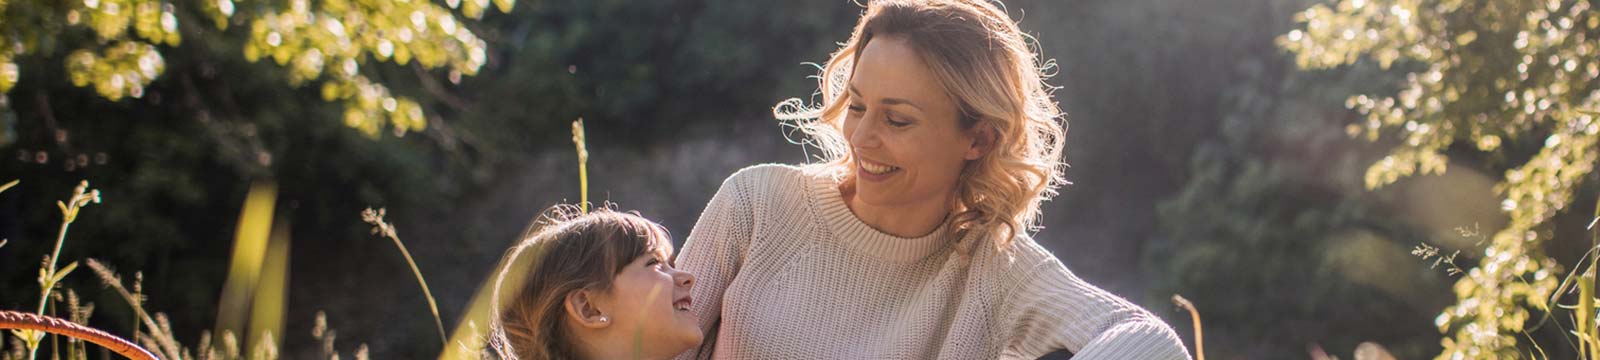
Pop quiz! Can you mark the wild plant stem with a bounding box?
[35,222,73,315]
[387,231,448,347]
[1172,295,1204,360]
[27,182,96,360]
[1587,195,1600,360]
[572,119,589,213]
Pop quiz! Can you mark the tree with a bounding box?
[0,0,510,355]
[1,0,511,137]
[0,0,867,356]
[1282,0,1600,357]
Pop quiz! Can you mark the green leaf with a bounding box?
[52,260,78,285]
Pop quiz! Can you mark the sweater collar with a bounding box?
[806,168,953,262]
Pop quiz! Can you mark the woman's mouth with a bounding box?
[673,296,692,311]
[859,159,899,175]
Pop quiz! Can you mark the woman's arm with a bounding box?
[673,170,757,360]
[1003,258,1191,359]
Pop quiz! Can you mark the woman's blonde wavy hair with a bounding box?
[775,0,1067,250]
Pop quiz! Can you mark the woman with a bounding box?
[675,0,1189,359]
[491,206,702,360]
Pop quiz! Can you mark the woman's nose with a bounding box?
[848,113,883,148]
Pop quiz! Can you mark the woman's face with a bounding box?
[599,241,701,357]
[843,35,979,209]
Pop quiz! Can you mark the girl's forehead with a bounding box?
[646,228,674,257]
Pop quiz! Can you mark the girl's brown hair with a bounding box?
[489,205,671,360]
[775,0,1067,250]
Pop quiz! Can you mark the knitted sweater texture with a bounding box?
[676,164,1190,359]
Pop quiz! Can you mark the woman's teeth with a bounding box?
[674,299,692,311]
[861,161,898,175]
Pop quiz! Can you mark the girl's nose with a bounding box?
[674,270,695,288]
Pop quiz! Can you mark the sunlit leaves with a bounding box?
[0,59,17,94]
[74,0,182,45]
[201,0,237,29]
[325,76,427,137]
[237,0,501,136]
[3,0,185,100]
[64,41,164,100]
[453,0,515,21]
[1283,0,1600,357]
[1,0,512,137]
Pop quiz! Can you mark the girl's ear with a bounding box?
[965,124,996,160]
[564,289,611,329]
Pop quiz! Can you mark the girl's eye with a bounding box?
[847,104,865,113]
[886,116,911,128]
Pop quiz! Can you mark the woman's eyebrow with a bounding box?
[849,84,924,112]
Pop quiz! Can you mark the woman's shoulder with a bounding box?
[724,163,839,182]
[971,232,1071,288]
[724,163,805,183]
[720,163,834,197]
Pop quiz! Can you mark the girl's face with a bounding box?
[843,35,980,209]
[598,241,700,357]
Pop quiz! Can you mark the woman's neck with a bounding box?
[840,180,952,238]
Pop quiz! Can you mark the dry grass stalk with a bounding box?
[1171,294,1204,360]
[361,207,448,347]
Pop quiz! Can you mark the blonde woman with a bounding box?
[675,0,1189,359]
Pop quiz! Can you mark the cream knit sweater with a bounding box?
[675,164,1190,359]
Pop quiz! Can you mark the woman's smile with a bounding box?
[858,158,901,181]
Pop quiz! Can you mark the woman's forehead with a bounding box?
[850,36,954,112]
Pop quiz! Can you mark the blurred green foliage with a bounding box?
[1282,0,1600,358]
[7,0,1584,358]
[1,0,511,136]
[0,0,856,356]
[1125,0,1459,357]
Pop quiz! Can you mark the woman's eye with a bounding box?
[886,116,911,128]
[847,104,865,113]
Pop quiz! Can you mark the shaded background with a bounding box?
[5,0,1588,358]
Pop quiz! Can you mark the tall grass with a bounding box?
[441,117,596,359]
[5,180,99,360]
[214,181,280,352]
[362,207,449,347]
[0,179,380,360]
[6,115,602,359]
[1170,295,1203,360]
[573,118,590,213]
[1411,195,1600,359]
[0,180,13,250]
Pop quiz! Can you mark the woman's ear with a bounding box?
[965,124,996,160]
[564,289,611,329]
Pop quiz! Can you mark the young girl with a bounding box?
[490,206,701,360]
